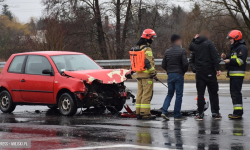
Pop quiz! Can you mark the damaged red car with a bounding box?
[0,51,130,116]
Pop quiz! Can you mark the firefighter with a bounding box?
[221,30,248,119]
[135,29,158,120]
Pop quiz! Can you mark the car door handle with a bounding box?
[20,79,25,82]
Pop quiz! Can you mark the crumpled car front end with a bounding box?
[63,69,131,112]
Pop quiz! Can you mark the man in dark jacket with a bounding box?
[189,51,222,117]
[221,30,248,119]
[188,30,222,120]
[161,34,188,121]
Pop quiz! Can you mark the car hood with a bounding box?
[64,69,130,84]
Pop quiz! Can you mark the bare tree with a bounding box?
[188,0,250,44]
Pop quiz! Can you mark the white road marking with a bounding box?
[57,144,176,150]
[56,143,229,150]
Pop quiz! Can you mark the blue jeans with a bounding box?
[162,73,184,118]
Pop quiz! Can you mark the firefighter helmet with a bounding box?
[141,29,157,39]
[227,30,242,41]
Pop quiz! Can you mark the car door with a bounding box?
[5,55,27,102]
[19,55,54,103]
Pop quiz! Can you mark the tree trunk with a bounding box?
[94,0,108,59]
[116,0,122,59]
[120,0,132,59]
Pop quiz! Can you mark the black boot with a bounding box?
[137,114,142,120]
[228,114,242,119]
[141,114,156,120]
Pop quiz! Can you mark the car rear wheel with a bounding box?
[58,93,77,116]
[0,90,16,113]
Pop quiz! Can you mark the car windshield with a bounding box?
[51,54,102,72]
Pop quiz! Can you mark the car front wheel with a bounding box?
[0,90,16,113]
[58,93,77,116]
[114,98,126,112]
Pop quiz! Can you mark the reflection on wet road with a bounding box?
[0,83,250,150]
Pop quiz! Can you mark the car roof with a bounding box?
[13,51,83,56]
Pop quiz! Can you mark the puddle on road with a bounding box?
[1,109,250,150]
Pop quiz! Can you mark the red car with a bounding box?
[0,51,130,116]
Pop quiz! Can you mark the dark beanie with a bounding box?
[171,34,181,43]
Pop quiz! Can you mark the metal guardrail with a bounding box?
[95,58,250,66]
[0,57,249,68]
[0,62,5,68]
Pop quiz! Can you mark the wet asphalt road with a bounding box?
[0,82,250,150]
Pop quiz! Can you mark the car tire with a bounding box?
[58,93,77,116]
[47,105,58,109]
[0,90,16,113]
[114,98,126,112]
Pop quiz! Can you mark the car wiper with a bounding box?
[67,70,75,71]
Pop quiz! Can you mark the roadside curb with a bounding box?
[125,79,250,84]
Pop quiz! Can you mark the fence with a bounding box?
[0,57,249,68]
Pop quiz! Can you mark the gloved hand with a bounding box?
[152,74,159,81]
[125,70,134,79]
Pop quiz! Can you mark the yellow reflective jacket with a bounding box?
[136,45,156,78]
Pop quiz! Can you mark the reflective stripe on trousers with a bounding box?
[234,104,243,110]
[229,71,245,77]
[136,104,151,108]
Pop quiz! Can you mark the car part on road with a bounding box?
[120,112,137,118]
[126,90,136,105]
[82,106,106,114]
[0,90,16,113]
[151,108,198,117]
[35,110,41,113]
[121,104,137,118]
[58,93,77,116]
[121,103,205,118]
[204,101,209,112]
[47,105,58,109]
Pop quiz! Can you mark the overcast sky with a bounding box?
[1,0,192,23]
[2,0,44,23]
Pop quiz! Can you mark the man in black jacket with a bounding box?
[221,30,248,119]
[189,51,222,117]
[189,30,222,120]
[161,34,188,121]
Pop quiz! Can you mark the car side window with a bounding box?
[51,55,67,72]
[8,55,26,73]
[25,55,52,75]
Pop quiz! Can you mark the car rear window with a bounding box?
[8,55,26,73]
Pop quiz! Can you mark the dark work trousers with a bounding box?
[196,69,220,114]
[230,78,244,116]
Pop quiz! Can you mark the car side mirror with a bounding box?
[42,69,53,75]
